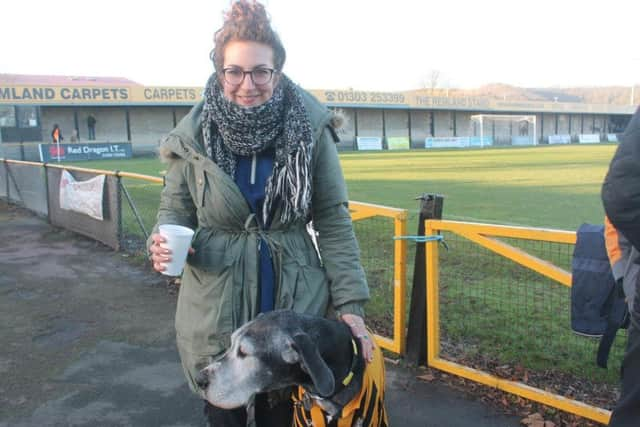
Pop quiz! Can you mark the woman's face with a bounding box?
[221,40,279,107]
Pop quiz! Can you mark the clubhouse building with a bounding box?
[0,74,635,155]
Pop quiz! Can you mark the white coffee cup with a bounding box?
[158,224,195,276]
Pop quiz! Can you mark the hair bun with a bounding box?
[224,0,269,26]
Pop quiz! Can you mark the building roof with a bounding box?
[0,74,141,87]
[0,74,635,115]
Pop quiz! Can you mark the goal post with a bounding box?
[470,114,537,147]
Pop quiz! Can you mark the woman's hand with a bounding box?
[149,233,195,273]
[341,313,374,363]
[149,233,170,273]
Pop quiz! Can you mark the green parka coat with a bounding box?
[149,87,369,396]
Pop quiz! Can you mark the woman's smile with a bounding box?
[234,92,261,107]
[222,40,279,107]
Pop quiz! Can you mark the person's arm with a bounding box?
[311,126,369,318]
[602,107,640,249]
[157,158,197,226]
[311,125,373,360]
[147,156,197,255]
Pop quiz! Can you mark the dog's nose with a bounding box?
[195,369,210,390]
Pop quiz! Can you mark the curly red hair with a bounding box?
[211,0,286,73]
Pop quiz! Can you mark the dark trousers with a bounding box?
[609,290,640,426]
[204,393,293,427]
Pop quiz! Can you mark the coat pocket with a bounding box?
[294,264,330,316]
[278,260,329,317]
[175,266,235,352]
[187,248,234,275]
[187,230,238,275]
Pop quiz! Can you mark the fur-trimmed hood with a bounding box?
[329,108,346,132]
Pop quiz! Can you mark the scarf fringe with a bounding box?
[263,141,311,225]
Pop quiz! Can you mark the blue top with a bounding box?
[235,148,276,313]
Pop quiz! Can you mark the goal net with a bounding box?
[469,114,537,147]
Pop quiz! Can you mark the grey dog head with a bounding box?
[196,310,339,409]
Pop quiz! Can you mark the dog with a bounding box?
[195,310,388,426]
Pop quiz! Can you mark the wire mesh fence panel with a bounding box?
[353,215,401,338]
[437,231,624,409]
[6,163,48,216]
[499,236,574,272]
[119,178,163,254]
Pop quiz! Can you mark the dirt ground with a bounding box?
[0,199,528,427]
[0,201,204,426]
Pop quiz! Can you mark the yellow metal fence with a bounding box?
[425,220,616,425]
[349,201,408,355]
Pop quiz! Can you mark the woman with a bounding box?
[148,1,371,425]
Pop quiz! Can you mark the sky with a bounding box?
[2,0,638,91]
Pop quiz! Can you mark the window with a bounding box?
[0,106,16,127]
[16,106,38,128]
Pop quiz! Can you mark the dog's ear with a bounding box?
[286,333,335,397]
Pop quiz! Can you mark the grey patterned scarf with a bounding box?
[201,73,313,226]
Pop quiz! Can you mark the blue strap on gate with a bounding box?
[394,235,443,243]
[394,234,448,250]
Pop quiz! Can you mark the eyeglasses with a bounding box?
[221,67,276,86]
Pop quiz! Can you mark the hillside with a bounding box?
[417,83,637,105]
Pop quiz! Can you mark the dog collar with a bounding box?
[341,339,359,387]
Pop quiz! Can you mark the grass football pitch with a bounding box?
[70,144,617,231]
[67,144,626,392]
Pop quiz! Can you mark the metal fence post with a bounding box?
[405,193,444,365]
[116,174,123,251]
[43,163,51,221]
[4,160,8,200]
